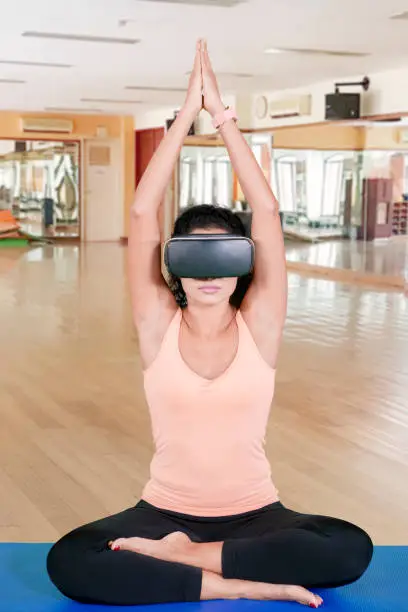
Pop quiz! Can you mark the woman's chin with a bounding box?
[191,292,228,306]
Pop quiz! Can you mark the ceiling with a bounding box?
[1,0,408,115]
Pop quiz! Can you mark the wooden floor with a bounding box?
[0,244,407,545]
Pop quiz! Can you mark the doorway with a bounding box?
[135,128,164,187]
[84,139,123,242]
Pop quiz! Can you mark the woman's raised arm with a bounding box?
[129,41,203,328]
[201,41,287,367]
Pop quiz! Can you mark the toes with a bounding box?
[305,592,322,608]
[109,537,141,552]
[284,585,322,607]
[109,538,126,551]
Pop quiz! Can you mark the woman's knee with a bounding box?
[353,526,374,575]
[47,530,95,602]
[47,537,75,597]
[47,539,71,597]
[336,523,373,584]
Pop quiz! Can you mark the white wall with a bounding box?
[251,65,408,130]
[135,107,175,130]
[134,95,236,134]
[134,65,408,134]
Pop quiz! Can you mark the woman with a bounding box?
[47,40,373,609]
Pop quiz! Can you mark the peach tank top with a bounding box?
[142,309,279,516]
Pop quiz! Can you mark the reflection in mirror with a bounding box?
[272,149,358,241]
[179,145,232,210]
[0,140,79,239]
[178,132,408,282]
[322,154,344,217]
[275,156,297,213]
[178,134,273,216]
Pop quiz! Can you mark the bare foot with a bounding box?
[109,531,193,564]
[202,571,323,608]
[254,584,323,608]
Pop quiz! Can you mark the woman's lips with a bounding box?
[199,285,221,293]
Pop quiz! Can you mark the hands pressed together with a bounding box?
[185,39,225,118]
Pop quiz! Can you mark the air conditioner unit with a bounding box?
[269,95,312,119]
[20,117,74,134]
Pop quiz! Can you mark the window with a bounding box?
[322,155,344,217]
[276,157,297,213]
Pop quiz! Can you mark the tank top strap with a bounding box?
[236,310,276,372]
[160,308,182,354]
[235,310,254,348]
[143,308,181,375]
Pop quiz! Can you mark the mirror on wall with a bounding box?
[0,139,80,238]
[179,145,233,210]
[178,133,273,215]
[272,149,359,240]
[177,129,408,282]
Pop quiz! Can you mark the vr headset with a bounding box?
[164,234,254,279]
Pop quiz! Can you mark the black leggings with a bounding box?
[47,500,373,606]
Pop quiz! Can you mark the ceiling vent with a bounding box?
[21,117,74,134]
[186,70,253,79]
[125,85,185,92]
[22,32,139,45]
[266,47,369,58]
[136,0,244,6]
[45,107,103,113]
[218,72,253,78]
[0,60,72,68]
[81,98,141,104]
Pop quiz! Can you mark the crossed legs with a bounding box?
[47,501,373,608]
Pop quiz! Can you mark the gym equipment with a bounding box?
[1,544,407,611]
[164,234,254,279]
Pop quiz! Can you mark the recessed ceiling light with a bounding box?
[81,98,142,104]
[22,32,140,45]
[264,48,285,55]
[390,10,408,19]
[0,78,26,84]
[0,60,72,68]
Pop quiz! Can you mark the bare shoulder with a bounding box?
[134,287,178,370]
[240,295,284,370]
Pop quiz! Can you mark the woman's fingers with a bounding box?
[202,39,212,72]
[200,39,207,73]
[200,39,223,115]
[203,40,214,73]
[196,39,202,66]
[204,40,209,63]
[192,39,201,74]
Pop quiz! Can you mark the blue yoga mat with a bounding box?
[0,544,406,611]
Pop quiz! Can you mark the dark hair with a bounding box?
[168,205,253,309]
